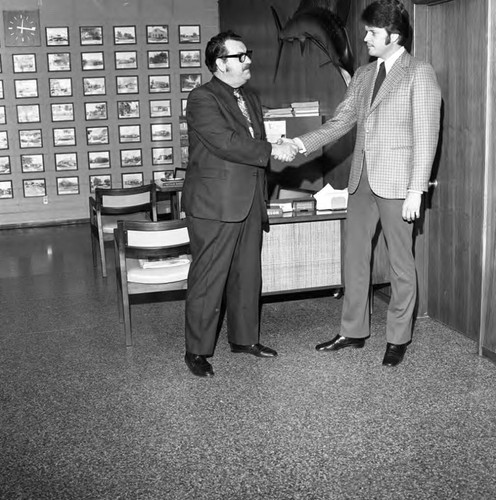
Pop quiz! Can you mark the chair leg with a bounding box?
[123,292,132,347]
[99,238,107,278]
[90,229,98,268]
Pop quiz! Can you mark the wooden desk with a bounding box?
[262,209,390,295]
[262,210,345,295]
[154,180,183,219]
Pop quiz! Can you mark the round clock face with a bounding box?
[5,11,41,46]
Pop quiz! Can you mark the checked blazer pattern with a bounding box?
[299,51,441,199]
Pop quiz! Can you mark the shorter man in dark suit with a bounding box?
[182,31,297,377]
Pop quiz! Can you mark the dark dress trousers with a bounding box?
[183,76,272,356]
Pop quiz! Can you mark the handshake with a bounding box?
[271,137,299,163]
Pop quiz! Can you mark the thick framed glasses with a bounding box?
[221,50,253,63]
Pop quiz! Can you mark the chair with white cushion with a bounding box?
[113,219,191,346]
[89,184,158,277]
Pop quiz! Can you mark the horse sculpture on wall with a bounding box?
[271,0,355,86]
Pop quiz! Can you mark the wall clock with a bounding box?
[3,10,41,47]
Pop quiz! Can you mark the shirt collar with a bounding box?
[378,46,405,74]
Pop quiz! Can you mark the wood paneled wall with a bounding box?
[480,1,496,358]
[415,0,487,340]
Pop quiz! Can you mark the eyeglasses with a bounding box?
[221,50,253,63]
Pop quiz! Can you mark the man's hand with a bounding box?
[402,192,422,222]
[271,139,298,162]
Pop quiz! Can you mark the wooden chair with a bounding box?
[114,219,191,346]
[89,184,158,277]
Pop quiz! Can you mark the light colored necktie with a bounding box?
[233,88,255,138]
[371,61,386,104]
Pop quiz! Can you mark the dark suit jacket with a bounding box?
[182,76,271,222]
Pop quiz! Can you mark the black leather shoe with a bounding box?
[185,352,214,377]
[230,343,278,358]
[382,343,407,367]
[316,334,366,351]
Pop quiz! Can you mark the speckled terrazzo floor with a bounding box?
[1,223,496,500]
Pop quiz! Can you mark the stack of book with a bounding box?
[291,101,320,116]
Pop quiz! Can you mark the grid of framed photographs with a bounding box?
[0,23,202,200]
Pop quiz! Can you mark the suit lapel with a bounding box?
[368,52,410,113]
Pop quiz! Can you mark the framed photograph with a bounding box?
[153,170,174,183]
[17,104,41,123]
[151,123,172,141]
[115,51,137,70]
[47,52,71,72]
[86,126,109,145]
[120,148,142,167]
[0,131,8,149]
[149,75,170,93]
[49,77,72,97]
[179,50,201,68]
[181,98,188,116]
[0,106,6,125]
[0,180,13,199]
[90,174,111,192]
[0,156,11,175]
[85,101,108,120]
[21,154,44,173]
[122,172,143,188]
[117,100,140,119]
[152,147,173,165]
[83,77,106,95]
[15,79,38,98]
[13,54,36,73]
[88,151,110,169]
[53,127,76,147]
[57,176,79,195]
[116,76,138,94]
[46,27,69,46]
[147,25,168,44]
[81,52,104,71]
[19,129,42,149]
[180,73,201,92]
[179,25,200,44]
[23,179,46,198]
[180,146,189,168]
[51,103,74,122]
[149,99,171,118]
[0,81,3,99]
[114,26,136,45]
[80,26,103,46]
[118,124,141,143]
[147,50,169,69]
[55,152,78,171]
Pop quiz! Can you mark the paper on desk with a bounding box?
[313,183,349,210]
[264,120,287,143]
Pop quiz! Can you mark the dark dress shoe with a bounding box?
[230,343,278,358]
[382,343,407,367]
[316,334,366,351]
[185,352,214,377]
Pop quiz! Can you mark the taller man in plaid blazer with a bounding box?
[294,0,441,366]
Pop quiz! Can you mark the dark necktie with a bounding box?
[371,62,386,104]
[233,88,255,138]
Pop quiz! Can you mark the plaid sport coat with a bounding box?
[299,51,441,198]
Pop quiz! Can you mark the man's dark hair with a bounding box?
[205,30,243,73]
[361,0,411,46]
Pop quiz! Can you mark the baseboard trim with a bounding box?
[0,218,89,230]
[481,347,496,364]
